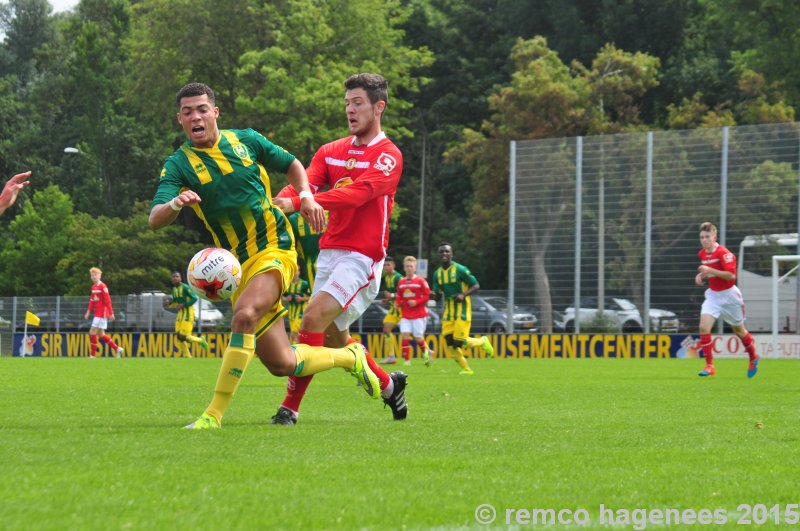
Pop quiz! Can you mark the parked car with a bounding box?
[562,296,679,333]
[480,296,539,332]
[431,294,536,333]
[552,310,566,332]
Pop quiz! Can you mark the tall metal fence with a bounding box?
[510,122,800,334]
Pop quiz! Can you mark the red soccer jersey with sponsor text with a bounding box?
[698,243,736,291]
[396,275,430,320]
[282,133,403,261]
[87,281,114,318]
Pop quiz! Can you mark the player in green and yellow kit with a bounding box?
[379,256,403,364]
[430,242,493,374]
[282,269,311,344]
[288,210,326,288]
[149,82,381,429]
[165,271,209,357]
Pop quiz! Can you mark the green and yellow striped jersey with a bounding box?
[151,129,295,265]
[285,278,311,321]
[171,282,198,307]
[382,270,403,294]
[170,282,198,322]
[289,211,326,288]
[431,262,479,321]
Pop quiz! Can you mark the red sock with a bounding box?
[347,337,390,390]
[298,330,324,347]
[90,335,98,356]
[281,375,313,413]
[402,339,411,361]
[699,333,713,365]
[416,338,429,353]
[742,332,757,360]
[101,334,119,351]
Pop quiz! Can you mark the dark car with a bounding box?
[481,296,539,333]
[432,294,536,333]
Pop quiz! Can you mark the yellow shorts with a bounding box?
[383,305,401,326]
[174,306,195,336]
[231,248,298,338]
[175,320,194,337]
[442,319,472,342]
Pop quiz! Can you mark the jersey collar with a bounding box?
[350,131,386,147]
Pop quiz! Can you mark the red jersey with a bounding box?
[396,275,430,320]
[87,281,114,318]
[698,243,736,291]
[282,133,403,261]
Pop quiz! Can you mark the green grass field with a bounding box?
[1,356,798,530]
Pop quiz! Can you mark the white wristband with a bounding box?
[299,190,313,200]
[168,197,183,211]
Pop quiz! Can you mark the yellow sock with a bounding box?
[179,341,190,358]
[464,336,484,348]
[450,346,472,371]
[293,344,354,376]
[384,333,396,356]
[205,333,255,422]
[185,334,203,344]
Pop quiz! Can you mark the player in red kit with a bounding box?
[396,256,433,366]
[84,267,124,359]
[695,222,759,378]
[270,73,408,425]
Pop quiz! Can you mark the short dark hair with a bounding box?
[176,83,215,107]
[385,256,395,264]
[344,73,388,106]
[438,242,452,250]
[171,271,181,276]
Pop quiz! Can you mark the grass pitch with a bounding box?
[1,356,798,530]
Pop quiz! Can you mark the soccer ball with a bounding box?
[186,248,242,302]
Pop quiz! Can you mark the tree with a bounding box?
[58,201,202,295]
[704,0,800,108]
[448,36,660,331]
[0,184,74,295]
[0,0,55,85]
[235,0,432,162]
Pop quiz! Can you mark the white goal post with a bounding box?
[772,255,800,354]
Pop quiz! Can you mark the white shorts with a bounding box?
[701,286,746,326]
[91,317,108,330]
[399,317,427,338]
[313,249,383,331]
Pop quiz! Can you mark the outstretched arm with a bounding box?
[0,171,32,214]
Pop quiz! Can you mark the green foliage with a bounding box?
[235,0,433,161]
[58,201,202,296]
[0,184,73,295]
[125,0,262,133]
[581,311,622,333]
[706,0,800,107]
[2,0,800,298]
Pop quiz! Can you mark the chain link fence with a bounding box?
[511,123,800,334]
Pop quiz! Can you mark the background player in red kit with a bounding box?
[270,73,408,425]
[695,222,759,378]
[84,267,124,359]
[396,256,433,366]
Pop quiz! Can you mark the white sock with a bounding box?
[381,378,395,399]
